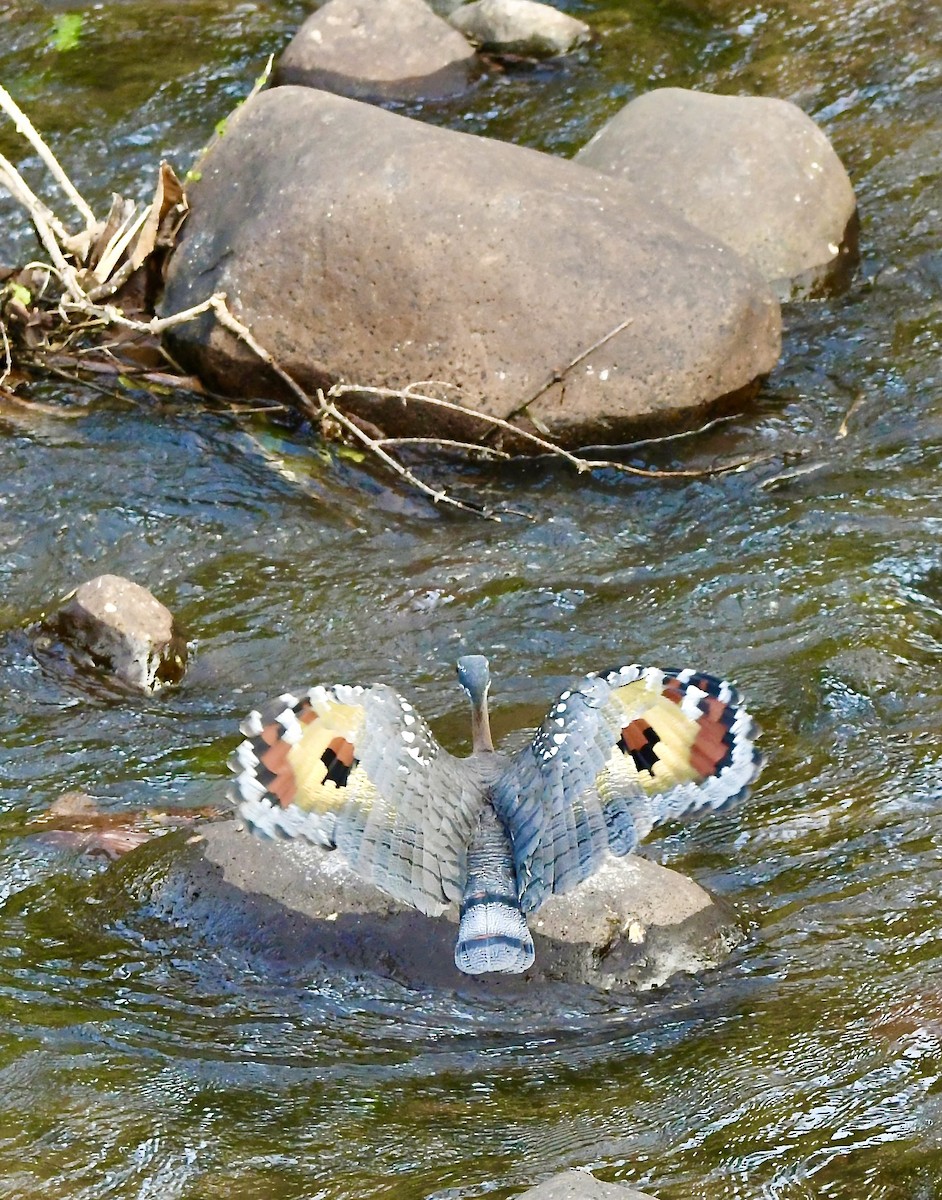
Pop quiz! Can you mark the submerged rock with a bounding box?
[273,0,478,102]
[520,1170,658,1200]
[162,86,781,449]
[449,0,591,58]
[27,793,227,860]
[576,88,858,300]
[49,574,187,692]
[153,821,742,993]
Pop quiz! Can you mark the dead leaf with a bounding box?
[86,194,131,271]
[130,161,187,272]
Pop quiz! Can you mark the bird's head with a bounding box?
[456,655,491,708]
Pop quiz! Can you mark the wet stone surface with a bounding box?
[159,821,743,994]
[46,574,187,693]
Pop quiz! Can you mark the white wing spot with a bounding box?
[681,687,707,720]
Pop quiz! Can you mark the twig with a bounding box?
[520,315,635,411]
[39,361,123,400]
[210,297,320,423]
[69,292,230,336]
[837,392,865,438]
[0,155,85,301]
[330,382,593,469]
[577,413,737,454]
[757,457,820,491]
[0,83,96,228]
[0,384,80,417]
[327,382,756,479]
[318,390,497,518]
[0,317,11,388]
[374,436,513,460]
[207,304,498,514]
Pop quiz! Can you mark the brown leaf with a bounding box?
[87,194,131,271]
[130,161,188,272]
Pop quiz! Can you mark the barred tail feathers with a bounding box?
[454,805,534,975]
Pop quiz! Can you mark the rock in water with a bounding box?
[162,87,781,448]
[50,574,187,692]
[518,1170,659,1200]
[157,821,743,993]
[449,0,591,58]
[576,88,858,300]
[274,0,478,102]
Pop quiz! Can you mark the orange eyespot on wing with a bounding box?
[228,682,489,917]
[493,663,763,913]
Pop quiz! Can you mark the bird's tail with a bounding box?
[454,807,534,975]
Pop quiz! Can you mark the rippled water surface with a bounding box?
[1,0,941,1196]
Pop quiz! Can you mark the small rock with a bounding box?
[519,1169,658,1200]
[153,821,742,992]
[274,0,478,102]
[50,574,187,692]
[576,88,858,300]
[449,0,591,58]
[162,87,781,448]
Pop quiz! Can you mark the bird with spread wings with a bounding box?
[229,655,763,975]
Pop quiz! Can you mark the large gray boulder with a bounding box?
[273,0,478,102]
[449,0,591,58]
[153,821,742,993]
[47,574,187,692]
[519,1170,658,1200]
[576,88,858,300]
[162,87,780,449]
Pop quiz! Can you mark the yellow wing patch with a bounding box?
[604,671,747,795]
[251,692,367,815]
[608,685,701,793]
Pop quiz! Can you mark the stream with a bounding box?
[1,0,941,1196]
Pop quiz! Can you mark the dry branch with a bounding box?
[0,83,96,227]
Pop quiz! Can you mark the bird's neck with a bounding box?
[470,694,494,754]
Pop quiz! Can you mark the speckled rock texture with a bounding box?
[162,87,781,449]
[273,0,478,102]
[50,574,187,692]
[576,88,858,300]
[152,821,742,993]
[449,0,591,58]
[518,1169,658,1200]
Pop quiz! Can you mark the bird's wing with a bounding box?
[228,682,487,916]
[491,664,763,912]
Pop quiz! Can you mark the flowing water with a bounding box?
[1,0,941,1196]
